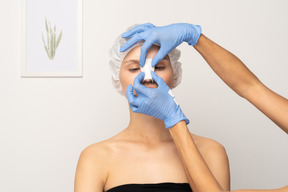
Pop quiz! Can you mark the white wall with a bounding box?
[0,0,287,192]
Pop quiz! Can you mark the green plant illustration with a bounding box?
[42,17,63,60]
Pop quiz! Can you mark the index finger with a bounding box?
[151,71,168,88]
[120,34,144,52]
[122,23,155,38]
[133,72,149,93]
[139,39,154,67]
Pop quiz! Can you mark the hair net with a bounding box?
[109,24,183,96]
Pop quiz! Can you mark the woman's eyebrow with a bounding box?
[123,59,139,65]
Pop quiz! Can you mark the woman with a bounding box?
[74,24,230,192]
[118,23,288,192]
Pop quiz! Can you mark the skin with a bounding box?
[74,44,230,192]
[168,34,288,192]
[170,121,288,192]
[119,44,174,92]
[193,34,288,135]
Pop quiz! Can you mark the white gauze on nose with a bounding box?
[141,58,155,80]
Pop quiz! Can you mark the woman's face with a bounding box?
[119,44,174,96]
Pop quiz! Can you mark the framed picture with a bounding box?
[20,0,82,77]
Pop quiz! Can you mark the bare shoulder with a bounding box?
[190,133,227,156]
[81,139,113,157]
[189,133,229,171]
[190,133,230,190]
[77,131,131,172]
[74,139,114,192]
[79,133,124,159]
[77,138,116,175]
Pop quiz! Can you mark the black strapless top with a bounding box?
[105,182,192,192]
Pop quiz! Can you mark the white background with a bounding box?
[26,0,78,72]
[0,0,287,192]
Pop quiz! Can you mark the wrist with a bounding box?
[183,23,202,46]
[168,120,189,137]
[164,105,190,129]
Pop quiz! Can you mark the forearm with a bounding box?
[193,34,261,98]
[169,121,288,192]
[233,186,288,192]
[169,120,223,192]
[193,34,288,133]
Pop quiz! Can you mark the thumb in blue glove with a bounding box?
[126,71,189,129]
[120,23,202,67]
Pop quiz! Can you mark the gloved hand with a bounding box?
[120,23,202,67]
[126,71,189,129]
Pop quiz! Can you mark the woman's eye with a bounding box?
[155,66,165,70]
[129,68,140,72]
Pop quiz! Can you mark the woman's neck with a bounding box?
[124,107,173,145]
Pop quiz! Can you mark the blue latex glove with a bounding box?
[120,23,202,67]
[126,71,189,129]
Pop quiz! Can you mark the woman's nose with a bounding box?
[142,79,154,84]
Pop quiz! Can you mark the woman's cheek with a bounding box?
[155,71,167,81]
[126,71,139,88]
[156,70,173,86]
[131,71,141,82]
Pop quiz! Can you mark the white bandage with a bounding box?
[168,89,179,105]
[141,58,155,80]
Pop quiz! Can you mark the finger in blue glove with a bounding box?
[120,23,202,68]
[122,23,155,38]
[126,71,190,128]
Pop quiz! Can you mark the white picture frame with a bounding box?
[20,0,82,77]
